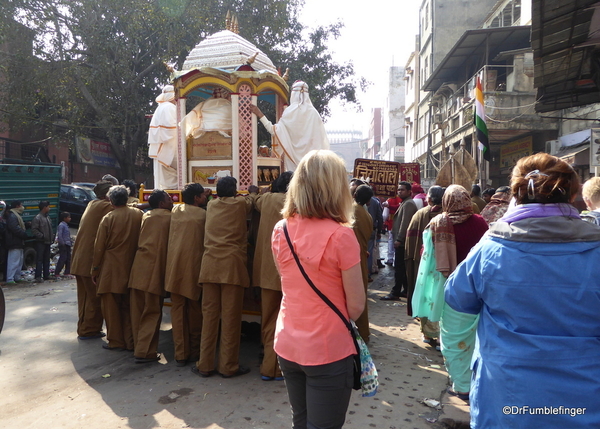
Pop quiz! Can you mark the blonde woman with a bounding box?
[271,150,365,429]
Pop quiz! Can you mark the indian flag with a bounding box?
[474,76,490,162]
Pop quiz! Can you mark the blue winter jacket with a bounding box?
[445,215,600,428]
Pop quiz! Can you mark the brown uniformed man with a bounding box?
[194,176,258,378]
[128,189,173,363]
[71,181,112,340]
[253,172,292,380]
[164,183,207,366]
[351,184,374,342]
[92,185,143,351]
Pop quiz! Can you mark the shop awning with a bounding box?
[424,26,532,92]
[532,0,600,112]
[555,140,590,165]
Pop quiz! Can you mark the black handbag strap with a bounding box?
[282,220,355,336]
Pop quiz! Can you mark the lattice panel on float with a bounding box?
[237,84,253,190]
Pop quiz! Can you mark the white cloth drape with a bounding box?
[263,81,329,171]
[148,90,178,190]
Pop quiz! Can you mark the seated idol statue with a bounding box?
[181,87,232,139]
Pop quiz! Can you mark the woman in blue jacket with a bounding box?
[445,153,600,427]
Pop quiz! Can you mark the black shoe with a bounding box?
[78,332,106,340]
[219,365,251,378]
[380,294,401,301]
[191,366,216,378]
[102,343,127,351]
[176,360,188,367]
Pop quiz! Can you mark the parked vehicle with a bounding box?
[59,184,96,226]
[72,182,96,189]
[0,162,62,269]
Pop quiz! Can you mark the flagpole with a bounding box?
[474,71,490,188]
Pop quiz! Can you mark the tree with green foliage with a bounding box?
[0,0,365,178]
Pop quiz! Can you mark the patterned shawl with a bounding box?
[480,191,511,224]
[428,185,473,277]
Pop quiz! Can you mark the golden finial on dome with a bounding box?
[233,15,239,34]
[282,68,290,81]
[163,61,176,73]
[226,11,231,31]
[246,52,259,65]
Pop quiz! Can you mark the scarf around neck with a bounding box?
[429,185,473,277]
[500,203,580,224]
[10,208,25,230]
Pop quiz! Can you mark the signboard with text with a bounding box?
[353,158,400,197]
[500,136,532,169]
[75,136,120,168]
[399,162,421,184]
[353,159,422,197]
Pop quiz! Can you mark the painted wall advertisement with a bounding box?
[500,136,532,169]
[76,137,120,168]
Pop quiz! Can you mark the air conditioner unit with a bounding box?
[432,114,443,124]
[545,140,561,155]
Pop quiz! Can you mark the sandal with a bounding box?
[379,294,401,301]
[447,387,469,401]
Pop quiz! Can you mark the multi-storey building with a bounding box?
[411,0,499,180]
[381,67,406,162]
[407,0,561,187]
[532,0,600,181]
[365,108,382,160]
[327,129,365,172]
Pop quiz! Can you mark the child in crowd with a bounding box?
[55,212,73,278]
[582,177,600,226]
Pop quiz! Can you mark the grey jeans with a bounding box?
[6,248,23,282]
[278,354,354,429]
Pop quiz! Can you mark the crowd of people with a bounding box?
[1,199,74,285]
[375,152,600,427]
[4,149,600,427]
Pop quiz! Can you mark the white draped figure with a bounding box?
[180,87,232,139]
[148,85,178,190]
[258,81,329,171]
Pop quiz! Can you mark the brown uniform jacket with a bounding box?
[472,196,486,213]
[92,205,143,294]
[71,199,113,277]
[252,192,286,290]
[128,209,172,296]
[353,203,373,285]
[392,198,418,245]
[165,204,206,300]
[198,194,256,287]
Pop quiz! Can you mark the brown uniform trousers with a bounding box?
[260,288,283,378]
[101,291,133,350]
[130,289,163,359]
[170,292,203,362]
[197,283,244,376]
[76,276,104,337]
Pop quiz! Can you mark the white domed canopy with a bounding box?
[182,30,277,73]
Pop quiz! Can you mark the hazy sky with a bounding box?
[300,0,420,134]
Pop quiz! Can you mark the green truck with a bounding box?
[1,162,63,268]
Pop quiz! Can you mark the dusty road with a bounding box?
[0,261,469,429]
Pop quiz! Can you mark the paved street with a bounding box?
[0,246,469,429]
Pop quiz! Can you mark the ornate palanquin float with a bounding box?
[167,19,289,192]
